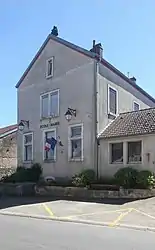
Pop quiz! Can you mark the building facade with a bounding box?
[16,32,155,178]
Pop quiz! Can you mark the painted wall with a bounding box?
[97,70,151,135]
[99,134,155,177]
[17,38,95,178]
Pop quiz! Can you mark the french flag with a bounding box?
[44,139,51,152]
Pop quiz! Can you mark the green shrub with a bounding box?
[72,169,96,187]
[136,170,155,189]
[2,163,42,183]
[72,175,85,187]
[114,167,138,188]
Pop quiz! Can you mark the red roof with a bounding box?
[0,124,17,136]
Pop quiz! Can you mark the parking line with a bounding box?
[61,208,131,220]
[109,208,133,227]
[134,208,155,220]
[42,203,54,217]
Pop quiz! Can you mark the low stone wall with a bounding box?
[1,183,155,199]
[35,185,155,199]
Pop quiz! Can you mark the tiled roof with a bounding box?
[0,124,17,137]
[100,108,155,139]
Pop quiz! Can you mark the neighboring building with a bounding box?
[16,28,155,178]
[99,108,155,177]
[0,124,17,169]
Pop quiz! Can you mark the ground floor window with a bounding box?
[110,142,123,163]
[43,129,56,161]
[68,124,83,160]
[128,141,142,163]
[23,132,33,162]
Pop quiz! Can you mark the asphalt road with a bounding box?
[1,215,155,249]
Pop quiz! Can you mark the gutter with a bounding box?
[94,56,101,179]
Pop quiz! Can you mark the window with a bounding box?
[50,91,59,116]
[46,57,54,78]
[41,94,49,118]
[43,129,56,161]
[128,141,142,163]
[133,101,140,111]
[40,89,59,118]
[110,143,123,163]
[23,133,33,162]
[69,124,83,160]
[108,86,117,115]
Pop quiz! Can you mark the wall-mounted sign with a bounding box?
[40,121,60,129]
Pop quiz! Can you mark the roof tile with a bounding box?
[100,108,155,138]
[0,124,17,136]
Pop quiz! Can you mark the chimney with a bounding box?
[130,76,136,84]
[90,40,103,60]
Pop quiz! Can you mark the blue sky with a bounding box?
[0,0,155,127]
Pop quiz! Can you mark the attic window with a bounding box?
[133,101,140,111]
[46,57,54,78]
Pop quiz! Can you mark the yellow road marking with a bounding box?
[134,208,155,220]
[42,203,54,217]
[61,208,133,219]
[109,208,133,227]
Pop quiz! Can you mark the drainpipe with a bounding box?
[93,59,100,179]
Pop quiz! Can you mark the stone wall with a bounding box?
[35,186,155,199]
[0,132,17,169]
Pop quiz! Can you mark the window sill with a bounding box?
[127,161,142,164]
[46,74,53,79]
[23,161,33,164]
[40,116,59,121]
[69,158,84,162]
[44,159,56,163]
[109,162,123,165]
[108,113,117,120]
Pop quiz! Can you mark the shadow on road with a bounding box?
[0,196,139,209]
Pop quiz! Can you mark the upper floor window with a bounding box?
[40,89,59,118]
[133,101,140,111]
[108,86,118,116]
[23,132,33,162]
[46,57,54,78]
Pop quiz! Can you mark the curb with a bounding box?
[0,211,155,233]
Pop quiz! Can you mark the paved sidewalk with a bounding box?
[1,197,155,231]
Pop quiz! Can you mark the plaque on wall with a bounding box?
[40,121,60,129]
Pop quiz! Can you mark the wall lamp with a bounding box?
[65,108,76,122]
[18,120,29,131]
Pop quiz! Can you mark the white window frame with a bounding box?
[68,123,84,161]
[40,89,60,119]
[108,85,118,116]
[42,128,57,161]
[133,101,140,111]
[127,140,142,164]
[46,57,54,78]
[109,142,123,164]
[23,132,33,162]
